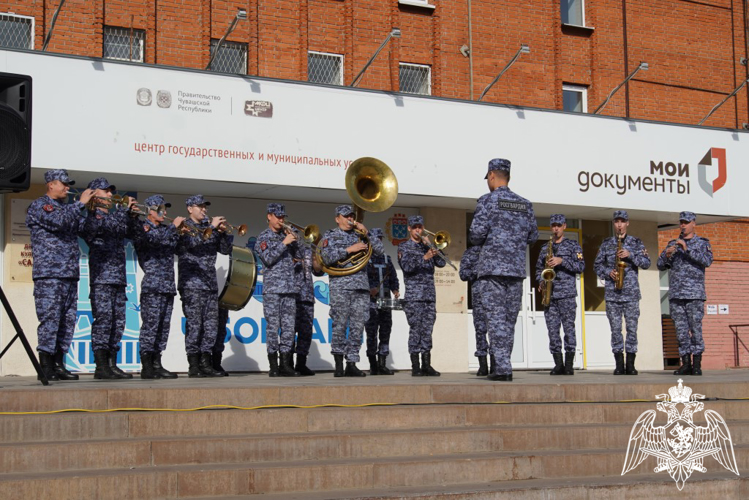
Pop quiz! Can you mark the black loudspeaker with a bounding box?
[0,72,32,193]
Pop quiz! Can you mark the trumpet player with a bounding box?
[321,205,384,377]
[365,228,400,375]
[398,215,445,377]
[80,177,138,379]
[176,194,233,377]
[256,203,301,377]
[129,195,184,379]
[594,210,651,375]
[657,212,713,376]
[534,214,584,376]
[26,169,93,381]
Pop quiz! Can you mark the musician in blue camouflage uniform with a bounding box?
[26,169,92,381]
[256,203,301,377]
[459,245,490,376]
[469,158,538,382]
[129,195,183,380]
[657,211,713,376]
[364,228,400,375]
[80,177,137,380]
[534,214,585,376]
[176,194,233,378]
[398,215,445,377]
[594,210,651,375]
[320,205,384,377]
[294,242,324,376]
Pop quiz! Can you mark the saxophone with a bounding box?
[614,234,626,290]
[540,235,556,306]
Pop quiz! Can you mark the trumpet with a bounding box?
[422,228,457,270]
[76,194,132,211]
[283,221,321,247]
[163,216,211,239]
[614,234,626,290]
[540,235,556,307]
[204,222,248,239]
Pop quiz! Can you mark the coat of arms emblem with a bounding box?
[622,379,739,490]
[386,213,409,245]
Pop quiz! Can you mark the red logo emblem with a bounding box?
[43,204,55,212]
[322,239,328,248]
[260,241,268,251]
[143,225,150,232]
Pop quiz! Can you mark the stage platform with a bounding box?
[1,370,747,499]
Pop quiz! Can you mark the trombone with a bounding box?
[283,221,321,247]
[422,228,457,270]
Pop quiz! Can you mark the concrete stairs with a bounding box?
[0,374,747,499]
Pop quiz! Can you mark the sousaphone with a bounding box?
[317,157,398,276]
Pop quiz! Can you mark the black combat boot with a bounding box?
[187,354,204,378]
[421,351,440,377]
[108,350,133,379]
[368,355,379,375]
[625,352,638,375]
[564,352,575,375]
[139,352,158,380]
[691,354,703,376]
[333,354,345,377]
[93,350,116,379]
[279,352,301,377]
[38,351,60,381]
[153,353,178,379]
[268,353,280,377]
[53,350,78,380]
[410,353,423,377]
[212,352,228,376]
[673,354,692,375]
[476,356,488,377]
[550,352,565,375]
[487,367,513,381]
[378,354,394,375]
[613,352,625,375]
[344,361,366,377]
[294,354,316,376]
[199,352,223,377]
[489,355,496,375]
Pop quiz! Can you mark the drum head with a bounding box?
[216,252,231,293]
[217,246,258,311]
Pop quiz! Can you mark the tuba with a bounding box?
[614,234,626,290]
[540,235,556,306]
[316,157,398,276]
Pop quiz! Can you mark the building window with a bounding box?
[561,0,585,27]
[562,84,587,113]
[103,26,145,62]
[308,51,343,85]
[0,13,34,50]
[209,39,248,75]
[399,63,431,95]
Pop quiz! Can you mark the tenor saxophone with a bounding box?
[614,234,626,290]
[541,235,556,306]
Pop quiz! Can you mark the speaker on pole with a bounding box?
[0,72,32,193]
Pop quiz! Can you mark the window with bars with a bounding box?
[103,26,145,62]
[308,51,343,86]
[0,13,34,50]
[209,39,248,75]
[399,63,431,95]
[561,0,585,27]
[562,84,587,113]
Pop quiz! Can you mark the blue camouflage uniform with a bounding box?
[365,228,400,357]
[469,159,538,377]
[176,195,234,355]
[398,216,446,355]
[129,195,179,355]
[256,203,300,355]
[594,211,651,354]
[79,177,132,354]
[459,246,488,357]
[657,212,713,356]
[294,244,323,357]
[26,170,86,355]
[534,223,585,354]
[321,205,384,362]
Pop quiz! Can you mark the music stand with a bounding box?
[0,285,48,385]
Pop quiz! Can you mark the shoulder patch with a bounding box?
[96,214,103,220]
[260,241,268,251]
[43,204,55,212]
[143,224,150,232]
[322,239,328,248]
[398,251,402,260]
[497,200,528,212]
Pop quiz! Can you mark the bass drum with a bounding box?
[216,246,257,311]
